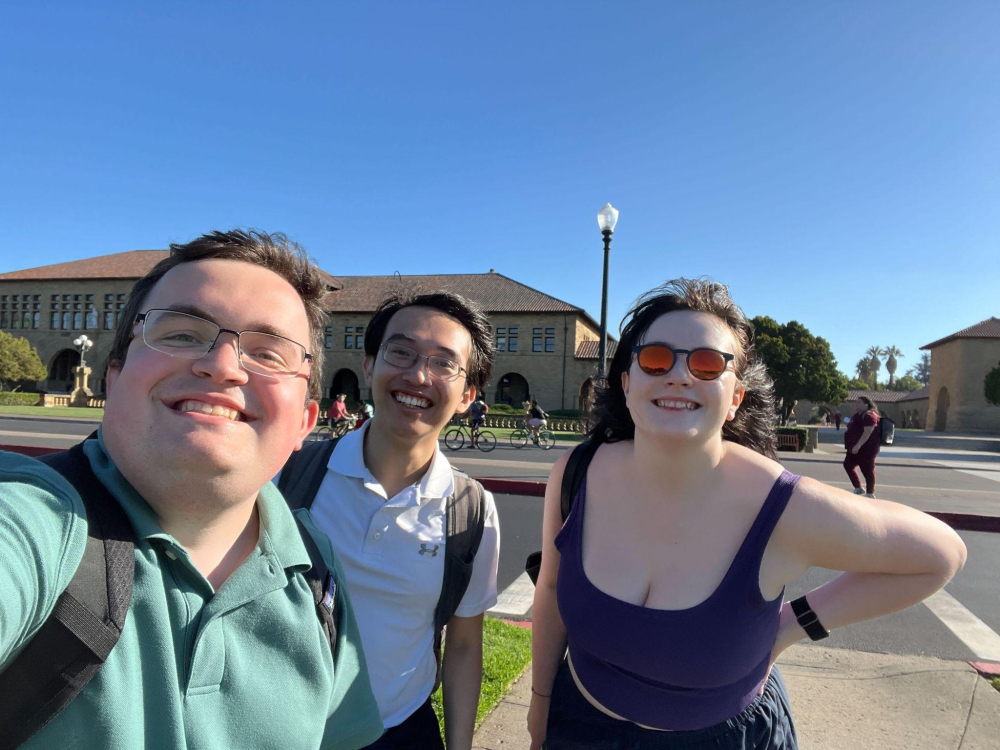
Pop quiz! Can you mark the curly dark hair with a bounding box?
[588,278,778,459]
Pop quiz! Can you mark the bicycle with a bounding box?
[307,416,356,441]
[510,419,555,450]
[443,423,497,452]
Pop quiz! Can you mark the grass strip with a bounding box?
[0,405,104,419]
[991,677,1000,692]
[431,616,532,736]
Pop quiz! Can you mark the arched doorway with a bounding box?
[496,372,529,406]
[48,349,80,392]
[330,369,361,405]
[578,377,595,412]
[933,387,950,432]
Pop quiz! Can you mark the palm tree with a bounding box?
[855,357,870,382]
[865,346,883,389]
[882,346,905,389]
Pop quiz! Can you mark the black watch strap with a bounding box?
[790,596,829,641]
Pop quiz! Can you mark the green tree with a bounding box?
[865,346,883,389]
[752,316,849,425]
[907,352,931,386]
[847,377,871,390]
[986,361,1000,407]
[0,331,47,390]
[889,374,924,392]
[882,345,905,389]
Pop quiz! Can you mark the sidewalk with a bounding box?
[473,645,1000,749]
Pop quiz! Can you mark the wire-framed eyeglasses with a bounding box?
[134,309,312,379]
[379,341,467,382]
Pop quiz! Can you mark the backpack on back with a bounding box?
[524,440,599,585]
[0,439,339,750]
[277,439,487,682]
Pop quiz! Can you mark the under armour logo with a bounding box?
[418,544,440,557]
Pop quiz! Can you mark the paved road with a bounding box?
[4,414,999,664]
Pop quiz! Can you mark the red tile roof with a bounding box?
[0,250,169,280]
[921,317,1000,349]
[846,389,918,404]
[897,385,930,402]
[0,249,342,290]
[325,272,592,318]
[575,340,619,359]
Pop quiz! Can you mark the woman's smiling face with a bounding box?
[622,310,745,444]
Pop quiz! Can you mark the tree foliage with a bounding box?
[0,331,47,390]
[889,374,924,392]
[907,352,931,386]
[752,316,849,425]
[986,361,1000,407]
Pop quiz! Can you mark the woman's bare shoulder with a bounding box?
[721,441,784,481]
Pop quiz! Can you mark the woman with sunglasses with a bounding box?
[528,278,966,750]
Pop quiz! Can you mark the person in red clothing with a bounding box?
[844,396,880,498]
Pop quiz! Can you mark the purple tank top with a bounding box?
[555,469,801,731]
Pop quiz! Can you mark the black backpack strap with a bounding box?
[560,440,600,521]
[277,438,340,511]
[293,515,338,661]
[0,439,136,750]
[430,471,486,689]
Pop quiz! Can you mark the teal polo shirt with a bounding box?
[0,433,383,750]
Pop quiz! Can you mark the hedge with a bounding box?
[0,392,42,406]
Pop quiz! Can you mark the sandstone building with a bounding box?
[0,252,611,411]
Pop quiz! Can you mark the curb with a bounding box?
[969,661,1000,679]
[4,445,1000,534]
[0,414,102,426]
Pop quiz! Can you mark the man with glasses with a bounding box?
[0,230,382,750]
[279,292,500,750]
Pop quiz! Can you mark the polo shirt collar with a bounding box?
[84,427,310,572]
[329,419,455,501]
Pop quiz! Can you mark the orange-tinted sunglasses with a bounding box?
[632,344,735,381]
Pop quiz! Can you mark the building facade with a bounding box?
[921,317,1000,434]
[0,255,611,412]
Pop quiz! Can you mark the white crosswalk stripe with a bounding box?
[923,589,1000,662]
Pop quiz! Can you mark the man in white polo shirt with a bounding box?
[281,291,500,750]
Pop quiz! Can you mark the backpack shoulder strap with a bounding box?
[293,514,338,661]
[277,438,340,511]
[560,440,600,522]
[432,471,486,635]
[0,438,136,750]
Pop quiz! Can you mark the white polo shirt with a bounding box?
[306,422,500,728]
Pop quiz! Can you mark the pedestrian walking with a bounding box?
[843,396,880,498]
[834,411,842,431]
[528,278,966,750]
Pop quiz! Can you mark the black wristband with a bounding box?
[790,595,829,641]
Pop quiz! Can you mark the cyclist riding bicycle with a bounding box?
[467,396,489,448]
[526,399,547,442]
[328,393,353,436]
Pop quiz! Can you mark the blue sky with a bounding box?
[2,2,997,381]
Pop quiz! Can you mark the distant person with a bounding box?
[354,400,375,431]
[527,400,548,440]
[834,411,842,431]
[528,278,966,750]
[844,396,880,498]
[467,394,489,448]
[329,392,352,434]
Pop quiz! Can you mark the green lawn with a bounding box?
[992,677,1000,692]
[0,405,104,419]
[431,616,532,736]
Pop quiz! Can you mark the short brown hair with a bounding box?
[364,291,494,391]
[108,229,328,401]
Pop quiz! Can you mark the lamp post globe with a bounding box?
[596,203,619,380]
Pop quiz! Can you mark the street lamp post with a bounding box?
[596,203,619,380]
[73,334,93,369]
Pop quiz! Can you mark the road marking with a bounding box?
[489,572,535,617]
[923,589,1000,662]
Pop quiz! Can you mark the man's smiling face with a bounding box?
[363,305,476,442]
[102,258,318,495]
